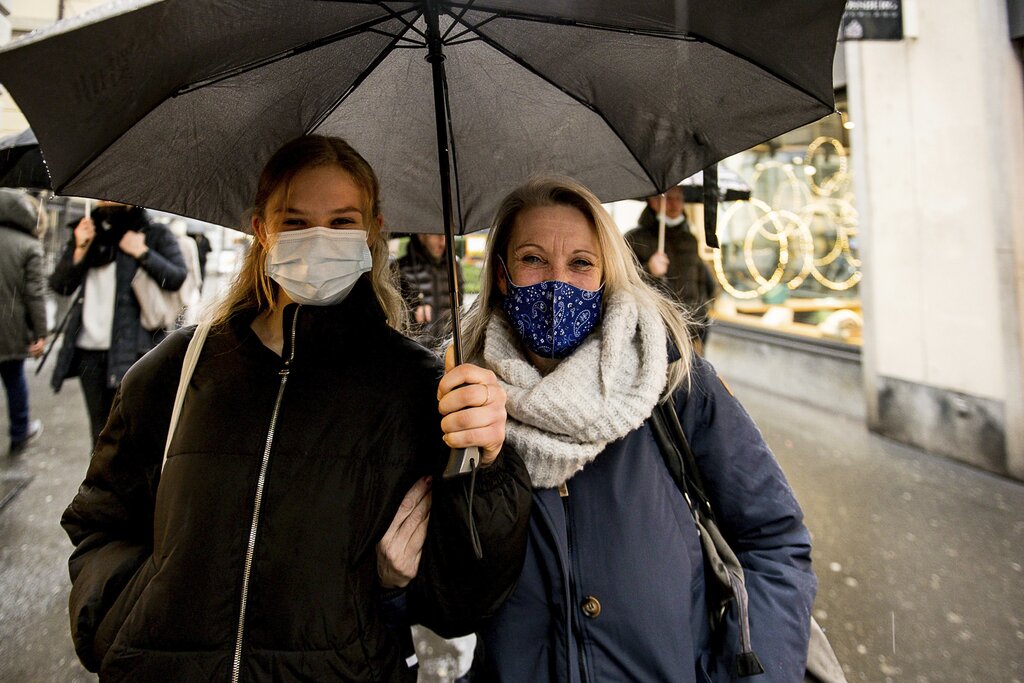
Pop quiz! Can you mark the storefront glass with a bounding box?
[710,107,862,346]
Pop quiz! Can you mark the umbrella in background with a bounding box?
[0,0,846,475]
[0,128,50,190]
[681,167,752,203]
[654,165,753,252]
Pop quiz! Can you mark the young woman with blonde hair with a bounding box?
[61,135,531,682]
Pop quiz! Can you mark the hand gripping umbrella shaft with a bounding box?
[425,0,481,480]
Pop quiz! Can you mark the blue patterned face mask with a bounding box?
[501,268,604,359]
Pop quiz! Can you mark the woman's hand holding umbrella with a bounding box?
[438,348,507,467]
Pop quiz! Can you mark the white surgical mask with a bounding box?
[659,213,687,227]
[265,227,373,306]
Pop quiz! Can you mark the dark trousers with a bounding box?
[0,359,29,442]
[75,349,117,447]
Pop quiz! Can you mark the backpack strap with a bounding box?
[162,322,211,472]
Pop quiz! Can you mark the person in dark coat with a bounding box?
[397,233,463,349]
[60,135,532,682]
[0,188,46,455]
[187,227,213,288]
[49,202,187,446]
[454,176,815,682]
[625,185,717,344]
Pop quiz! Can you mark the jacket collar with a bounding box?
[229,274,387,355]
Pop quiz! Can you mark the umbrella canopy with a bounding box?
[0,0,844,235]
[0,128,51,190]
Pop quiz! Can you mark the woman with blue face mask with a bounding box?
[59,135,532,682]
[457,176,817,683]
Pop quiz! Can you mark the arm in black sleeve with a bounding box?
[408,446,532,638]
[677,357,816,683]
[140,227,187,291]
[49,237,89,295]
[60,387,160,672]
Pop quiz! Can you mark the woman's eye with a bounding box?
[282,218,306,227]
[572,259,594,269]
[331,217,356,226]
[520,254,543,265]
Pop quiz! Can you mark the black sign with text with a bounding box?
[840,0,903,41]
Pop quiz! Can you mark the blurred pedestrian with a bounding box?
[0,188,46,455]
[398,232,463,349]
[188,227,213,288]
[60,135,531,681]
[459,176,815,682]
[49,202,186,446]
[625,185,717,346]
[167,219,203,325]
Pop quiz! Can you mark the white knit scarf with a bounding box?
[480,290,668,489]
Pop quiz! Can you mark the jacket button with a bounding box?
[581,596,601,619]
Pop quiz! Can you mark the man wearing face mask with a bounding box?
[49,202,187,447]
[625,186,717,345]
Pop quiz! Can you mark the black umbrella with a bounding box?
[0,0,845,473]
[0,128,50,190]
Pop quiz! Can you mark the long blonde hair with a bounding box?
[209,135,405,330]
[460,175,694,396]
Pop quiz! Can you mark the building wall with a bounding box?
[848,0,1024,477]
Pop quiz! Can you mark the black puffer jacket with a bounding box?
[61,277,532,682]
[396,237,463,347]
[49,210,186,391]
[624,207,716,327]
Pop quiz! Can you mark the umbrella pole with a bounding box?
[425,2,463,364]
[657,193,666,254]
[425,0,482,481]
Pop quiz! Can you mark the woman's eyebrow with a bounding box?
[280,206,362,215]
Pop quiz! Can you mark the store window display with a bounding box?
[709,110,862,346]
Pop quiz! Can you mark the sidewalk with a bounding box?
[1,347,1022,682]
[0,360,94,682]
[726,371,1024,683]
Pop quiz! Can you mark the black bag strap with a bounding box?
[649,396,765,678]
[654,399,716,524]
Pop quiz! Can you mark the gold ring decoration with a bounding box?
[750,161,811,211]
[483,384,490,407]
[713,137,861,298]
[804,136,849,197]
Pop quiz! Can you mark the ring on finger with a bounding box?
[481,384,491,407]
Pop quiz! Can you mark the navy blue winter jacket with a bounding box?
[476,356,816,682]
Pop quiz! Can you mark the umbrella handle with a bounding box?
[443,445,481,479]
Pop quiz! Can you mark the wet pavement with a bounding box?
[1,353,1022,682]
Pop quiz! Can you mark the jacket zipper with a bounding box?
[230,307,301,683]
[561,484,591,683]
